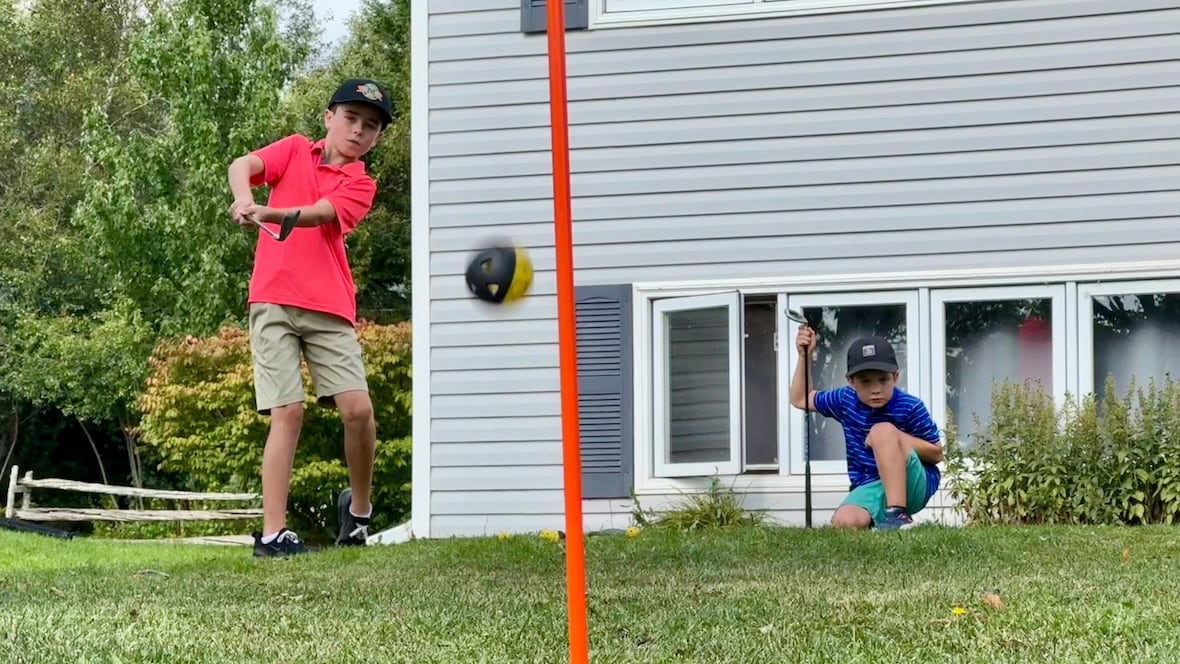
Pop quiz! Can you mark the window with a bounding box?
[592,0,978,29]
[784,291,921,477]
[652,292,743,477]
[1078,280,1180,404]
[930,287,1066,448]
[743,296,779,469]
[637,274,1180,489]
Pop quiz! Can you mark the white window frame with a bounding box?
[651,291,743,477]
[783,290,922,478]
[591,0,980,29]
[1077,278,1180,398]
[929,285,1068,449]
[627,259,1180,496]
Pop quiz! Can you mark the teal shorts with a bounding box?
[842,449,930,525]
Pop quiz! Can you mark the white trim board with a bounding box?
[634,259,1180,297]
[409,0,431,541]
[590,0,988,29]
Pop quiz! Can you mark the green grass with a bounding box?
[3,524,1180,663]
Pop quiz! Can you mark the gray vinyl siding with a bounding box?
[425,0,1180,536]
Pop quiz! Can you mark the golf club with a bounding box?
[786,308,813,528]
[248,210,301,242]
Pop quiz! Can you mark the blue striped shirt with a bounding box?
[813,386,941,499]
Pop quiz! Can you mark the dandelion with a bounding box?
[952,607,967,616]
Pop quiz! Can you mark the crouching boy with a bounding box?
[790,325,943,530]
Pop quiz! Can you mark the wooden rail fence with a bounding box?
[5,465,262,523]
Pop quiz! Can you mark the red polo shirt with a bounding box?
[247,134,376,325]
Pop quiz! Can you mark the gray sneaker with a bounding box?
[874,507,916,531]
[335,488,370,546]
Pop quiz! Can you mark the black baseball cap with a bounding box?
[329,78,393,129]
[846,336,899,377]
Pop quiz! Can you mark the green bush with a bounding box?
[944,376,1180,526]
[135,321,412,543]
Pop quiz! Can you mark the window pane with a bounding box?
[743,299,778,466]
[944,299,1053,445]
[804,304,908,462]
[665,306,730,464]
[1092,292,1180,402]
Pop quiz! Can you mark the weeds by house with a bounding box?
[631,475,766,531]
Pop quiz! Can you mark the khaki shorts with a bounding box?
[248,303,368,414]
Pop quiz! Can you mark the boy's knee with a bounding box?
[866,422,900,448]
[336,392,374,429]
[831,506,872,529]
[269,403,303,428]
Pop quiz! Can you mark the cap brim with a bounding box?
[846,361,898,377]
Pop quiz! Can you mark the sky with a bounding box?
[311,0,364,46]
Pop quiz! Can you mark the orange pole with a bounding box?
[546,1,589,663]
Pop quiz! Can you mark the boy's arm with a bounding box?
[241,178,376,232]
[227,154,264,222]
[788,345,817,412]
[903,401,944,465]
[789,324,840,419]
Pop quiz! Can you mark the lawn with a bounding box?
[2,523,1180,663]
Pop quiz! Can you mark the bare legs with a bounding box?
[334,390,376,515]
[260,390,375,535]
[829,422,911,529]
[261,403,303,536]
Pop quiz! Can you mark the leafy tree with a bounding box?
[0,0,146,482]
[76,0,318,339]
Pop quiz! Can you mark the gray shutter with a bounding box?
[575,284,632,499]
[521,0,588,34]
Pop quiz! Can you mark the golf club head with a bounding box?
[277,210,300,241]
[786,308,808,325]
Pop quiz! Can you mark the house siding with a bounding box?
[423,0,1180,536]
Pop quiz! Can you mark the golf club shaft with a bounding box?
[249,216,281,240]
[788,309,814,528]
[804,344,812,529]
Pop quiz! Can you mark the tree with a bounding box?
[75,0,319,339]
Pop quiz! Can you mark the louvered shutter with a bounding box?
[521,0,588,34]
[575,284,633,499]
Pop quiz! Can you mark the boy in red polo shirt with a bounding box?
[225,78,393,557]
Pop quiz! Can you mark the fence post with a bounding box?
[5,465,18,519]
[21,471,31,510]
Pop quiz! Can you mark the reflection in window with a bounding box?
[1092,292,1180,403]
[944,299,1053,445]
[801,304,908,462]
[665,306,730,464]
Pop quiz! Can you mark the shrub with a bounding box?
[631,476,766,531]
[943,375,1180,526]
[135,321,412,543]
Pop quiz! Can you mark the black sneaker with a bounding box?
[336,488,370,546]
[253,528,314,557]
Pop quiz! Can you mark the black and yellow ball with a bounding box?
[464,242,534,304]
